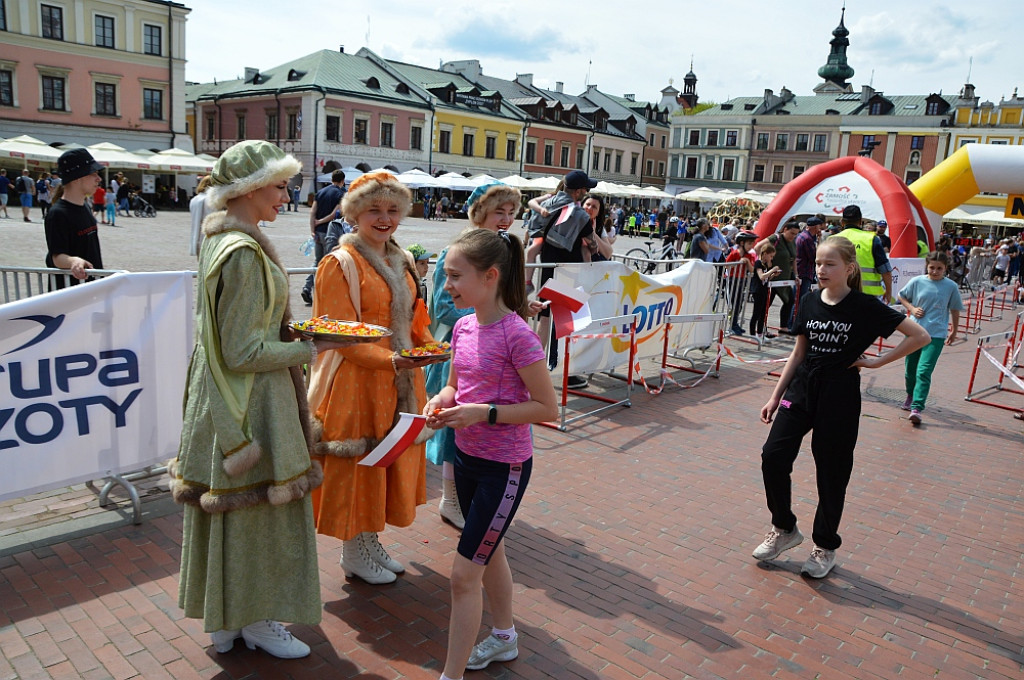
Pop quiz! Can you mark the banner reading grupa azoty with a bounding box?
[0,272,192,501]
[551,260,717,375]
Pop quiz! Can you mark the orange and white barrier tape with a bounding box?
[718,343,790,365]
[634,346,725,395]
[980,347,1024,392]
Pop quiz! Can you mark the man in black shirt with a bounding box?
[302,169,345,304]
[45,149,105,289]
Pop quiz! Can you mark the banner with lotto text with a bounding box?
[552,260,716,374]
[0,272,193,501]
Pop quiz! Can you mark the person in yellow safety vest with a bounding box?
[836,205,893,302]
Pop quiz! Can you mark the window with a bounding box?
[463,133,475,156]
[526,140,536,164]
[905,170,921,184]
[910,135,925,150]
[95,15,114,48]
[0,69,12,106]
[869,101,883,115]
[236,114,246,139]
[205,115,215,141]
[143,24,162,56]
[775,134,788,151]
[685,157,698,179]
[630,153,638,175]
[603,152,610,172]
[266,112,278,138]
[354,118,368,144]
[560,144,569,167]
[614,152,622,173]
[439,129,451,154]
[0,1,6,31]
[142,88,162,119]
[543,142,553,166]
[725,130,738,147]
[707,130,719,147]
[705,160,714,178]
[411,125,423,150]
[688,130,700,146]
[326,115,340,142]
[286,112,298,139]
[646,159,653,175]
[793,165,805,179]
[660,135,666,149]
[925,101,941,115]
[813,134,827,152]
[795,134,809,151]
[381,121,394,147]
[861,134,875,149]
[42,5,63,40]
[756,132,769,150]
[41,75,65,111]
[485,136,496,159]
[575,147,583,169]
[649,133,655,145]
[657,161,665,176]
[722,159,735,182]
[95,83,116,115]
[672,128,682,147]
[771,165,784,183]
[505,138,516,161]
[670,156,679,177]
[752,164,766,182]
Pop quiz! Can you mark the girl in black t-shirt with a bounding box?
[752,236,929,579]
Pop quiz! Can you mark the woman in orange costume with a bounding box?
[308,171,442,584]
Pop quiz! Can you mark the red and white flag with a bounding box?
[359,413,426,467]
[539,279,591,339]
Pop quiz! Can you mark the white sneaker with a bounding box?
[241,620,310,659]
[801,546,837,579]
[341,537,397,584]
[362,532,404,573]
[751,525,804,561]
[210,629,241,653]
[465,634,519,670]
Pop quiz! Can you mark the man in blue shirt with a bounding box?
[302,169,345,305]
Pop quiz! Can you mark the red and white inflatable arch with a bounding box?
[755,156,932,258]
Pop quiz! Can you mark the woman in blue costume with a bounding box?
[425,183,522,528]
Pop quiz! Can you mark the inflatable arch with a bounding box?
[909,143,1024,232]
[754,156,931,258]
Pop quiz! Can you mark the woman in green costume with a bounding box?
[170,140,354,659]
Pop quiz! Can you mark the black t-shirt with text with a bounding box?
[45,199,103,288]
[793,289,904,371]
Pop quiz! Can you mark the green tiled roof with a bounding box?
[387,60,524,121]
[700,93,960,117]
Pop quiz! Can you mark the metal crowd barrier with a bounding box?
[1,266,125,304]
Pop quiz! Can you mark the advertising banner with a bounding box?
[0,272,193,501]
[890,257,927,296]
[552,260,717,374]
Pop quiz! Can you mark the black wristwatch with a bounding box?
[487,403,497,425]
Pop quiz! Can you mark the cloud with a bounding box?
[443,19,580,62]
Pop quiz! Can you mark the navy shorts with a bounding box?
[454,446,532,565]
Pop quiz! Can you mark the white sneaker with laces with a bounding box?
[751,525,804,561]
[465,634,519,670]
[241,620,310,659]
[210,629,241,653]
[801,546,837,579]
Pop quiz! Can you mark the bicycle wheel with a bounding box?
[625,247,649,272]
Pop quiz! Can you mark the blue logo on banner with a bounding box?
[3,315,65,355]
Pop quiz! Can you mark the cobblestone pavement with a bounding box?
[1,207,1022,678]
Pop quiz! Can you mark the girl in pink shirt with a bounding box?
[425,228,557,680]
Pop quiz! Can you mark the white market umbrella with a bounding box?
[316,166,363,184]
[395,169,442,188]
[0,135,63,164]
[734,190,773,204]
[675,187,722,203]
[496,174,532,189]
[436,172,477,191]
[469,173,500,187]
[638,186,674,199]
[524,176,560,191]
[593,181,631,198]
[146,147,214,173]
[87,142,156,170]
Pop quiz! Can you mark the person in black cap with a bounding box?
[795,216,824,305]
[836,205,893,302]
[44,148,105,288]
[536,170,598,388]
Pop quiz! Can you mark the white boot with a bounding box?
[439,477,465,529]
[341,536,396,584]
[241,620,310,659]
[210,629,241,653]
[362,532,405,573]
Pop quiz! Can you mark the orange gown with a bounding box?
[310,241,432,541]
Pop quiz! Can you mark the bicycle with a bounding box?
[624,233,681,274]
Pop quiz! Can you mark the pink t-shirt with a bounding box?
[451,312,546,463]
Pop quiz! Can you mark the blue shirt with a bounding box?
[899,275,963,338]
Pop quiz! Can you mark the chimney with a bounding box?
[244,67,259,84]
[763,88,774,100]
[515,73,533,87]
[555,81,563,93]
[339,45,345,53]
[624,94,635,101]
[861,84,874,103]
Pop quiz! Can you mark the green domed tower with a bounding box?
[817,8,855,90]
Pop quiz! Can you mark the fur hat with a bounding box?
[205,140,301,211]
[341,171,412,224]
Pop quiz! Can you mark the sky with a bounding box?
[185,1,1020,106]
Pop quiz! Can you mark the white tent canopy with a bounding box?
[0,135,63,164]
[496,174,532,189]
[145,147,214,173]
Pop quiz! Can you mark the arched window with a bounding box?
[705,160,714,177]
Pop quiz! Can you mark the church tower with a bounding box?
[814,7,855,94]
[679,58,699,109]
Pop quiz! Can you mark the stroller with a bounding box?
[131,193,157,217]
